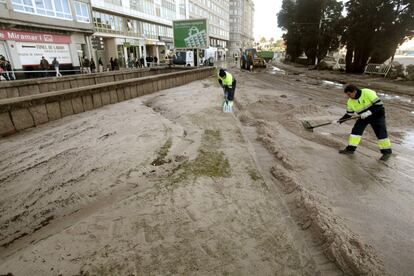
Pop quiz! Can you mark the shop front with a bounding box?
[89,35,146,70]
[116,38,145,68]
[0,29,74,70]
[145,39,165,66]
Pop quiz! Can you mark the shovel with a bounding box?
[223,99,233,113]
[222,87,233,113]
[302,115,360,131]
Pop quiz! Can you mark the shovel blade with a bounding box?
[223,100,233,113]
[301,118,333,130]
[302,120,314,129]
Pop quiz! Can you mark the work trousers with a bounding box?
[346,115,392,154]
[1,73,9,80]
[55,67,62,77]
[224,79,237,101]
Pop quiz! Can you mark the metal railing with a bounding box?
[364,63,392,77]
[1,69,82,81]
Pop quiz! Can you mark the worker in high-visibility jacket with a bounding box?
[338,84,392,161]
[218,68,236,102]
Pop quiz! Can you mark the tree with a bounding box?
[343,0,414,73]
[278,0,344,64]
[278,0,303,60]
[316,0,345,62]
[275,39,285,49]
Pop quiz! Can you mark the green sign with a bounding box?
[173,19,208,49]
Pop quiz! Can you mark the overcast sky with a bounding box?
[252,0,413,48]
[253,0,284,41]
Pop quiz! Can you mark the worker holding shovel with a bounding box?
[337,84,392,161]
[218,68,236,112]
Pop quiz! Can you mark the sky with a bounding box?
[253,0,284,41]
[252,0,413,49]
[252,0,348,41]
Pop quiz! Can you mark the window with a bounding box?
[74,1,90,22]
[35,0,54,16]
[104,0,122,6]
[12,0,72,19]
[54,0,72,19]
[130,0,143,11]
[93,11,125,34]
[12,0,35,13]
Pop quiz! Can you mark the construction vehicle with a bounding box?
[258,51,274,62]
[240,48,266,70]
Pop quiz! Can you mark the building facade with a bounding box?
[0,0,94,71]
[188,0,229,59]
[228,0,254,58]
[91,0,188,68]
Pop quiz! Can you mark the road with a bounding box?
[1,62,413,275]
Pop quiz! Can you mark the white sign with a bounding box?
[16,42,72,65]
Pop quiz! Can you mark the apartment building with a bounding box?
[0,0,94,70]
[229,0,254,57]
[91,0,188,68]
[188,0,229,59]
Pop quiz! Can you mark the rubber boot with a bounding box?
[379,153,391,161]
[339,148,354,155]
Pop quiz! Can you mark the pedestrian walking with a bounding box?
[126,57,132,69]
[52,57,62,77]
[5,59,14,80]
[140,57,145,68]
[113,58,119,70]
[39,56,49,77]
[110,57,115,71]
[82,57,91,73]
[90,58,96,73]
[0,56,8,81]
[0,55,14,80]
[338,84,392,161]
[98,57,104,72]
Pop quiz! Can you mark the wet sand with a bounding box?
[1,63,414,275]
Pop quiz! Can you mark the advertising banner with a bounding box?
[16,42,72,65]
[173,19,207,49]
[0,29,71,44]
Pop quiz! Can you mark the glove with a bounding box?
[360,110,372,119]
[337,114,351,124]
[218,79,223,86]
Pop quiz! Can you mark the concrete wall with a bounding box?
[0,67,179,99]
[0,67,214,136]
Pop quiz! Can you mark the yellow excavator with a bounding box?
[240,48,266,70]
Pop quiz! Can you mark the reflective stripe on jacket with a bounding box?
[346,88,383,115]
